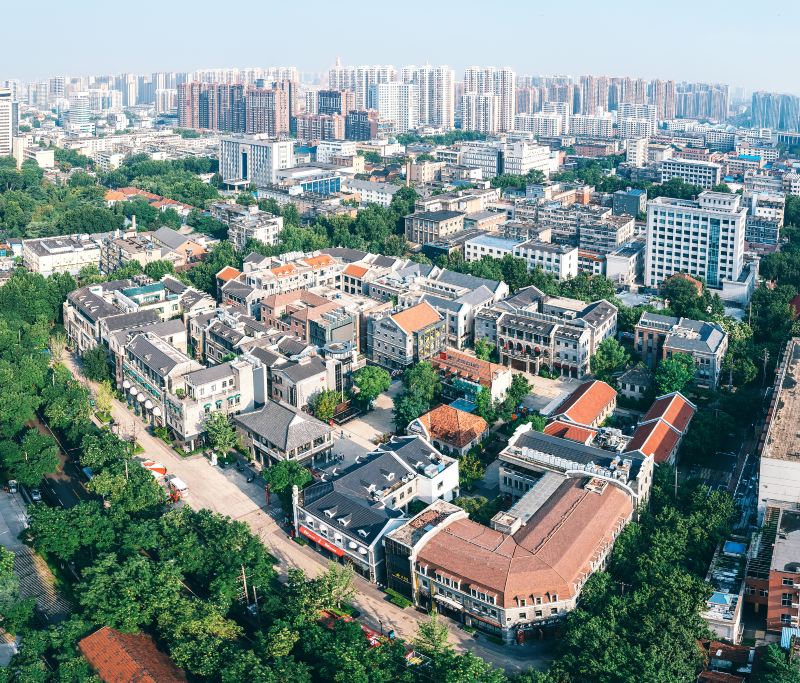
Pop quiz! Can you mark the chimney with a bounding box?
[132,214,137,232]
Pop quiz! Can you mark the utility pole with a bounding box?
[761,348,770,391]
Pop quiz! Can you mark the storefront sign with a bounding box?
[299,525,345,557]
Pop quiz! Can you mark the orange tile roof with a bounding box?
[416,477,632,608]
[624,419,681,464]
[553,380,616,426]
[344,263,369,278]
[543,420,598,444]
[216,266,241,282]
[79,627,188,683]
[414,405,488,448]
[642,392,695,432]
[303,254,335,269]
[104,189,126,201]
[391,302,442,334]
[271,264,297,278]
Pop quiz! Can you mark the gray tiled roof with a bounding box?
[103,309,160,332]
[321,247,368,263]
[234,400,331,453]
[276,357,327,382]
[185,361,235,386]
[153,227,188,251]
[436,269,500,293]
[456,285,495,307]
[126,334,193,376]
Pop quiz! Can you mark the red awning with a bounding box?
[299,525,345,557]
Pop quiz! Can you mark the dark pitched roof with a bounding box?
[234,400,332,453]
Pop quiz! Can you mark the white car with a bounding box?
[29,488,42,502]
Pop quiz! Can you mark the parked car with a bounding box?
[30,488,42,502]
[6,480,17,493]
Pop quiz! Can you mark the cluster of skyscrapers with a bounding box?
[751,91,800,132]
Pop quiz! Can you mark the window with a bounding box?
[782,593,793,607]
[550,608,558,615]
[760,589,769,597]
[783,578,795,586]
[782,614,793,625]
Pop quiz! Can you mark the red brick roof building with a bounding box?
[551,379,617,428]
[624,391,696,464]
[79,627,188,683]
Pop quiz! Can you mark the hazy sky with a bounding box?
[3,0,798,94]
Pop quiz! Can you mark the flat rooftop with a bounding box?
[764,339,800,463]
[772,509,800,574]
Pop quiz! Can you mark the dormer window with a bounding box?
[357,529,368,538]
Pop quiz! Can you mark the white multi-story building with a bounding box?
[403,65,455,130]
[618,103,657,140]
[341,179,400,208]
[373,82,418,134]
[316,139,356,164]
[543,101,571,133]
[219,135,295,187]
[461,93,499,134]
[0,88,17,156]
[23,234,106,277]
[514,112,563,137]
[626,137,649,167]
[660,158,722,189]
[513,241,579,280]
[644,191,747,289]
[459,139,551,179]
[328,61,396,110]
[463,66,515,132]
[568,112,613,138]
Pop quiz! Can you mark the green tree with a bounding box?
[143,259,176,280]
[309,389,340,422]
[393,391,430,430]
[204,411,239,456]
[27,501,113,563]
[94,380,114,418]
[413,611,451,657]
[81,345,111,382]
[474,387,496,424]
[353,366,391,408]
[313,562,356,610]
[0,428,60,486]
[263,460,312,509]
[654,353,695,395]
[590,337,630,382]
[458,452,485,491]
[403,361,440,405]
[474,337,494,361]
[0,547,35,635]
[753,644,800,683]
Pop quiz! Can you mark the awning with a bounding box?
[299,525,344,557]
[434,594,463,611]
[141,460,167,478]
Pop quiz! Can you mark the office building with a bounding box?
[403,65,455,130]
[463,66,515,132]
[644,191,746,288]
[659,158,722,189]
[219,135,295,187]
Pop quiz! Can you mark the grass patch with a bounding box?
[385,588,412,609]
[132,442,144,455]
[95,412,112,424]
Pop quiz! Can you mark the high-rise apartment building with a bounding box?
[328,60,396,110]
[245,87,289,136]
[0,88,18,156]
[66,93,93,134]
[219,135,295,187]
[675,82,729,121]
[294,113,345,141]
[463,66,515,132]
[579,75,609,114]
[345,110,379,141]
[568,112,614,138]
[751,92,800,132]
[648,80,676,120]
[402,65,455,130]
[514,112,563,137]
[373,82,418,133]
[317,89,355,116]
[461,93,499,133]
[644,191,746,289]
[617,103,657,139]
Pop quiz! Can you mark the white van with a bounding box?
[168,477,188,497]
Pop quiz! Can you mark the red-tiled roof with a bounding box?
[413,405,488,448]
[304,254,335,269]
[543,420,598,444]
[216,266,241,282]
[391,302,441,334]
[79,627,188,683]
[344,263,369,278]
[271,264,297,278]
[416,477,632,608]
[624,419,681,464]
[431,348,508,388]
[552,380,616,426]
[642,392,696,432]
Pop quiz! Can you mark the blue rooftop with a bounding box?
[709,592,733,606]
[467,234,524,250]
[450,399,477,413]
[723,540,747,556]
[737,154,761,162]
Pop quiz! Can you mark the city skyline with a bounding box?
[3,0,800,94]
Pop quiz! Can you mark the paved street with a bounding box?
[62,354,551,672]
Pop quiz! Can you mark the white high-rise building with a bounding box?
[219,135,295,187]
[403,65,454,130]
[568,112,614,138]
[0,88,18,156]
[461,93,499,134]
[155,89,177,114]
[463,66,515,132]
[514,112,563,137]
[329,61,395,110]
[543,101,571,134]
[644,191,746,289]
[626,137,649,167]
[617,103,657,139]
[374,82,418,133]
[66,93,94,134]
